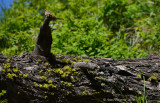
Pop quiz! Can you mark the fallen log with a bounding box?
[0,52,160,103]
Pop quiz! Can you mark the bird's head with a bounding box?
[44,9,63,21]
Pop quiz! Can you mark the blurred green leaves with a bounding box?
[0,0,159,58]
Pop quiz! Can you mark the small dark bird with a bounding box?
[32,10,63,61]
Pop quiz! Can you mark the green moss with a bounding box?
[23,73,28,78]
[7,73,18,79]
[73,56,82,62]
[19,73,23,78]
[43,84,49,89]
[48,80,53,84]
[17,92,20,94]
[40,70,43,73]
[45,95,48,99]
[6,59,10,62]
[95,76,99,79]
[82,90,92,95]
[39,84,43,88]
[64,82,72,87]
[50,92,54,95]
[101,83,105,87]
[100,77,106,81]
[36,59,41,64]
[137,74,141,78]
[71,76,76,82]
[89,71,95,75]
[53,68,63,74]
[45,69,51,75]
[2,69,6,74]
[3,63,11,69]
[64,66,71,71]
[61,59,74,64]
[34,82,38,87]
[7,73,13,79]
[82,59,91,62]
[45,62,49,66]
[148,73,158,83]
[49,84,57,88]
[13,67,19,73]
[40,76,47,81]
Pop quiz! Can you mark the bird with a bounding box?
[32,9,63,63]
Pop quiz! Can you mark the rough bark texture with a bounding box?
[0,52,160,103]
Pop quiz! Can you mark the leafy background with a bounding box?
[0,0,160,59]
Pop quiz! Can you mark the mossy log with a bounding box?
[0,52,160,103]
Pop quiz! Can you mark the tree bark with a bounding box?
[0,52,160,103]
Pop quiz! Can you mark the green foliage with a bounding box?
[0,0,160,58]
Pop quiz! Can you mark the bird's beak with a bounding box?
[55,18,64,20]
